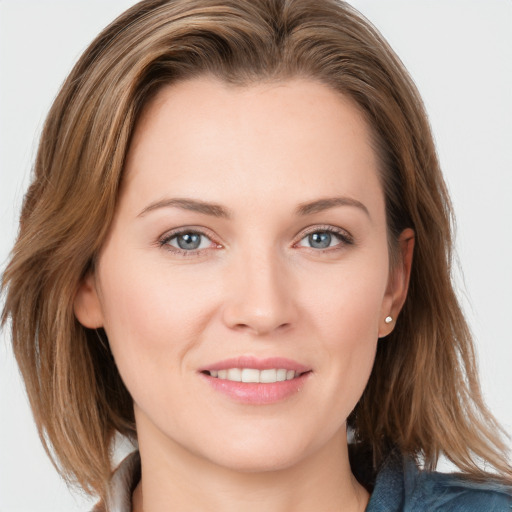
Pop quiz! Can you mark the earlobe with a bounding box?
[74,271,104,328]
[379,228,415,337]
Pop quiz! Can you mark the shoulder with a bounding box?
[366,453,512,512]
[410,466,512,511]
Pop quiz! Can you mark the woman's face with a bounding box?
[75,77,411,471]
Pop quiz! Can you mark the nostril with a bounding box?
[231,322,292,335]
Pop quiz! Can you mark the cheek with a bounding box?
[303,255,388,342]
[95,250,217,389]
[300,255,388,411]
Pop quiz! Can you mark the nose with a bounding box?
[221,248,298,336]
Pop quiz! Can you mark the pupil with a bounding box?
[177,233,201,250]
[309,232,331,249]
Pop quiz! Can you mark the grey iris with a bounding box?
[177,233,202,250]
[309,232,332,249]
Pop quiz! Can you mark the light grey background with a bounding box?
[1,1,511,510]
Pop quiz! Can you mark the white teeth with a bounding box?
[276,369,287,381]
[260,369,277,383]
[242,368,260,383]
[227,368,242,382]
[208,368,300,383]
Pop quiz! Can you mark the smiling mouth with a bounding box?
[202,368,310,383]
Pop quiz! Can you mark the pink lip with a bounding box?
[198,356,312,405]
[199,356,311,373]
[200,372,311,404]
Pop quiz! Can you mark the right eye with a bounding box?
[160,229,218,255]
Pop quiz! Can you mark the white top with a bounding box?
[92,451,140,512]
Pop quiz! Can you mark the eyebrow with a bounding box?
[295,197,370,217]
[138,196,369,219]
[138,198,231,218]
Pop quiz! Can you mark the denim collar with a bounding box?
[365,452,512,511]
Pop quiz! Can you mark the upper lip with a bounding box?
[199,356,311,373]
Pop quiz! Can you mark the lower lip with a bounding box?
[200,372,311,404]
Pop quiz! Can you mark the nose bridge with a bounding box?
[222,242,296,335]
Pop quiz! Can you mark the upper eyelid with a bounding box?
[159,226,218,243]
[295,224,353,241]
[298,225,347,235]
[160,224,349,236]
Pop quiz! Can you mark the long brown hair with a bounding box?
[2,0,510,500]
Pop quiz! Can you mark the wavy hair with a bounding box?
[2,0,511,500]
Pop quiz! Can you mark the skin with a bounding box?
[75,77,414,512]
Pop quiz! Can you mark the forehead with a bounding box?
[121,77,382,216]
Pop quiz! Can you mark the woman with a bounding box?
[1,0,511,510]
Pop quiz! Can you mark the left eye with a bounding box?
[165,231,212,251]
[298,230,346,249]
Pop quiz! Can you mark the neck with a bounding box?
[132,416,369,512]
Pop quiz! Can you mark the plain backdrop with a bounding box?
[1,1,511,511]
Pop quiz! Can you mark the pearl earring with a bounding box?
[385,316,393,324]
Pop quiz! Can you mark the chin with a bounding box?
[192,426,326,474]
[206,445,308,474]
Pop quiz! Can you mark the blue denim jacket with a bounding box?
[366,454,512,511]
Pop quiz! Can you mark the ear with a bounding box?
[74,270,104,328]
[379,228,415,338]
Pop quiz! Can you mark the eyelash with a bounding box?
[158,227,220,257]
[295,225,354,252]
[158,225,354,257]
